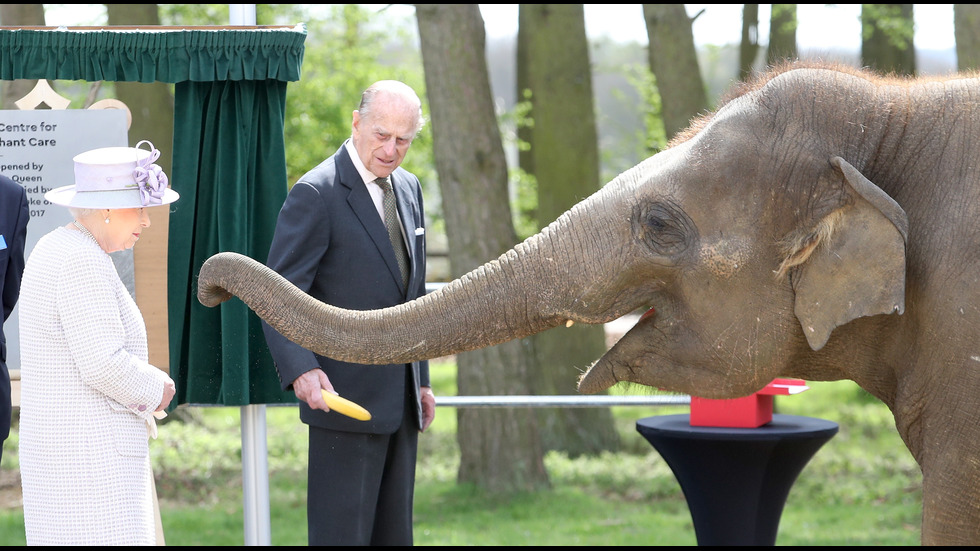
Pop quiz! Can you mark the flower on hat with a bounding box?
[133,140,169,206]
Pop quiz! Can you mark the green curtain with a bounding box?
[1,26,306,406]
[169,79,298,406]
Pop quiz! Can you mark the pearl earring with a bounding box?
[104,217,110,224]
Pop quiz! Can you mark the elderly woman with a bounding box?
[17,141,178,546]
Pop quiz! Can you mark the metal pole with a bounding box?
[228,4,265,545]
[240,404,271,546]
[229,4,257,26]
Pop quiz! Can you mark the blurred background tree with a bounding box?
[739,4,761,80]
[954,4,980,70]
[861,4,916,75]
[766,4,798,65]
[517,4,621,457]
[641,4,708,142]
[416,3,550,494]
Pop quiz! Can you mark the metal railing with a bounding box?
[436,394,690,407]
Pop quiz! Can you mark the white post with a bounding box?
[230,5,267,545]
[241,403,271,545]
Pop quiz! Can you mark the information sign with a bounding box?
[1,108,129,371]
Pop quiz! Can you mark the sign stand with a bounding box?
[241,404,271,545]
[227,5,273,547]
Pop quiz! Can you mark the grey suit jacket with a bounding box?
[261,145,429,434]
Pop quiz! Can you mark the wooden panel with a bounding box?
[133,204,171,374]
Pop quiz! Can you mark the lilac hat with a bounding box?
[45,140,179,209]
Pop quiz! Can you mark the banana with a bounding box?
[320,389,372,421]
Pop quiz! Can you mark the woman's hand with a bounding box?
[157,377,176,411]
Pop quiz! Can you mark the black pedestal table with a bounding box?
[636,413,838,546]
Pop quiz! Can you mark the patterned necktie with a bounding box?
[376,177,410,288]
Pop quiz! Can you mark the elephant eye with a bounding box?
[636,201,693,257]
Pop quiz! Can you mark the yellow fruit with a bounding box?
[320,389,372,421]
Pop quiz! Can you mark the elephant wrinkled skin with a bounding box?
[198,63,980,545]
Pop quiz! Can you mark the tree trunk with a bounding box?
[955,4,980,71]
[0,4,44,109]
[415,4,549,493]
[861,4,916,76]
[516,4,620,457]
[106,3,176,372]
[738,4,761,80]
[642,4,708,141]
[767,4,798,66]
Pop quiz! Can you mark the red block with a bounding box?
[689,379,808,428]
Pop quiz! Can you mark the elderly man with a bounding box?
[262,80,436,546]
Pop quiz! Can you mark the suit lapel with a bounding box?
[338,150,406,290]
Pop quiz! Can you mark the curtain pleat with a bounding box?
[0,26,305,83]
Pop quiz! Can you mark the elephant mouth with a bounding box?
[578,305,663,393]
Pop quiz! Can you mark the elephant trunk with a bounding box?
[197,178,643,366]
[198,232,582,364]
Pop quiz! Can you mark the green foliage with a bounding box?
[625,65,668,157]
[509,167,538,241]
[770,4,800,35]
[497,90,538,240]
[588,37,665,179]
[158,4,227,25]
[159,4,306,26]
[861,5,915,50]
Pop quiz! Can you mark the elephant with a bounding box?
[197,62,980,545]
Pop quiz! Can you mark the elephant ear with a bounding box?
[792,156,908,351]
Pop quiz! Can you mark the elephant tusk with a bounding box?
[639,306,656,322]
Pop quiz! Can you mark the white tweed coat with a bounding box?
[18,226,170,546]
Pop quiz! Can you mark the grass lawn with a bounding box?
[0,360,921,545]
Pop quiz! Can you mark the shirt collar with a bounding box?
[344,138,385,186]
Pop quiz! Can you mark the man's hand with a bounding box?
[292,369,334,411]
[420,386,436,432]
